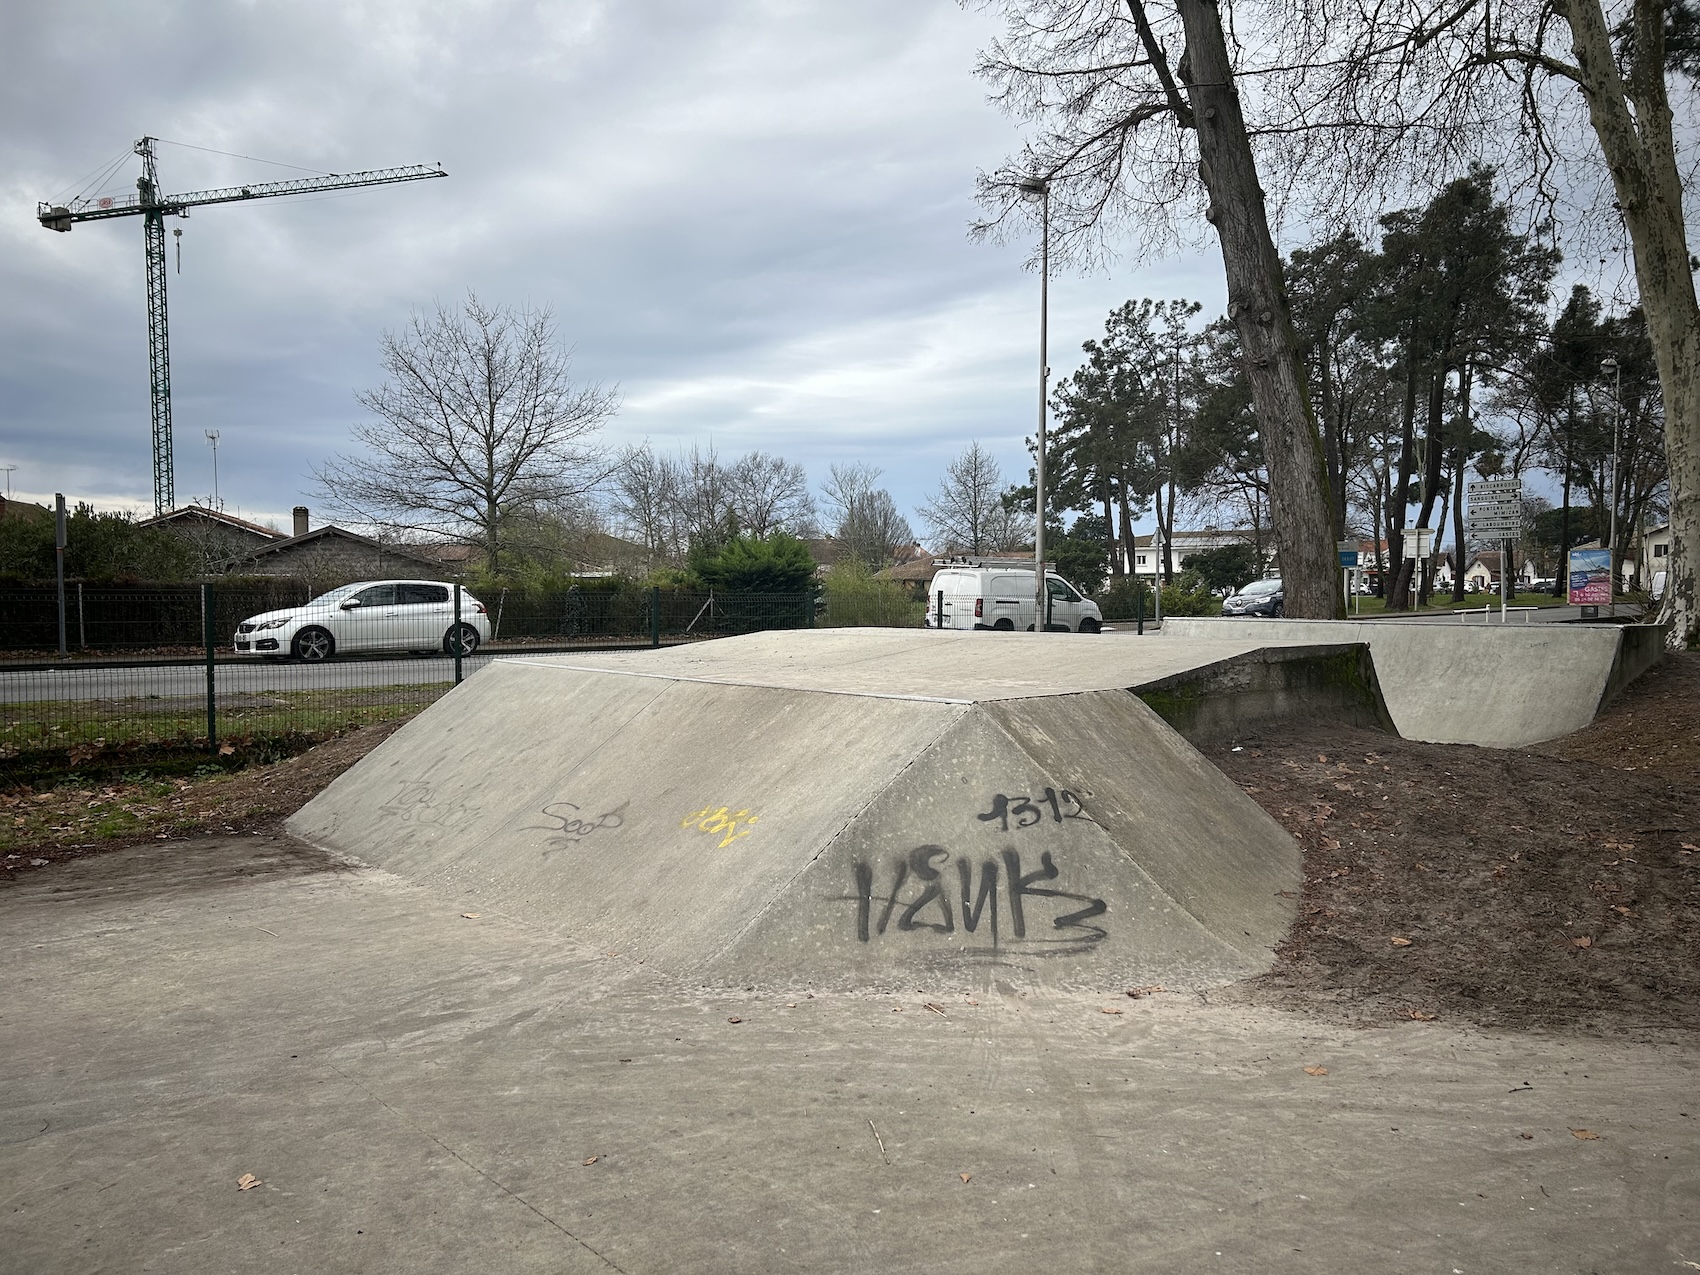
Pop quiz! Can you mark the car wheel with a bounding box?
[1079,617,1101,634]
[292,627,334,662]
[1272,601,1285,617]
[994,618,1015,632]
[445,623,481,656]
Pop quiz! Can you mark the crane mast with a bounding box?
[39,137,446,516]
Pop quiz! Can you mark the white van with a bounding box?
[924,559,1103,633]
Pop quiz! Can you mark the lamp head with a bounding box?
[1016,176,1049,197]
[1600,356,1619,376]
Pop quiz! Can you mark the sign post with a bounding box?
[1567,547,1612,618]
[1337,540,1360,615]
[1466,479,1524,623]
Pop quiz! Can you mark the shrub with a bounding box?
[695,532,817,593]
[821,561,923,627]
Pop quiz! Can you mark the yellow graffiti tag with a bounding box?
[682,805,761,849]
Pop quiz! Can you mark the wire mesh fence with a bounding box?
[0,584,825,782]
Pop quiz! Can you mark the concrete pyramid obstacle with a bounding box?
[289,631,1316,990]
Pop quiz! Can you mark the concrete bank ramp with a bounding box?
[289,631,1305,991]
[1160,617,1667,747]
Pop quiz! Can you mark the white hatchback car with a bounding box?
[234,580,491,661]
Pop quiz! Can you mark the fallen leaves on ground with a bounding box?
[1303,1065,1329,1077]
[1389,936,1413,947]
[460,913,481,919]
[958,1173,972,1183]
[726,1017,743,1024]
[1404,1008,1438,1021]
[237,1173,261,1190]
[1098,1007,1123,1015]
[582,1156,599,1166]
[923,1003,946,1016]
[1125,984,1167,998]
[1569,1128,1602,1140]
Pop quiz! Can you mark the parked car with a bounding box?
[234,580,491,661]
[924,560,1103,633]
[1221,577,1285,617]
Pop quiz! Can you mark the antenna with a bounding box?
[0,465,16,499]
[205,430,221,510]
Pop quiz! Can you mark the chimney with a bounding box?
[293,505,309,538]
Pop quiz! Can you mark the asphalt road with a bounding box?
[0,651,515,703]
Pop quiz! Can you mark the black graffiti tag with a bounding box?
[976,787,1090,832]
[378,779,480,831]
[522,800,628,854]
[853,846,1106,950]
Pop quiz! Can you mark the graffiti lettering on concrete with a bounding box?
[378,780,481,831]
[853,846,1106,951]
[681,804,762,849]
[976,787,1090,833]
[522,800,628,854]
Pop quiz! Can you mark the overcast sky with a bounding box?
[1,0,1228,540]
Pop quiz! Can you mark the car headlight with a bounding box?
[253,618,289,630]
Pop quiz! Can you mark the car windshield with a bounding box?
[1240,579,1282,595]
[306,585,362,606]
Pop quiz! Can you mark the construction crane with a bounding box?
[38,137,446,515]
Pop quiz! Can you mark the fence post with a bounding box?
[77,582,86,650]
[1136,582,1145,636]
[935,590,943,630]
[203,582,217,755]
[649,587,660,648]
[453,584,464,685]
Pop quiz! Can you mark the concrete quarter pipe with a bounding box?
[289,632,1310,990]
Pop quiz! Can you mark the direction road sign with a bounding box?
[1468,478,1523,494]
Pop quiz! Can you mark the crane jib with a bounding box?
[37,164,446,228]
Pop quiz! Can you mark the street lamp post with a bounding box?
[1601,355,1621,611]
[1018,176,1050,633]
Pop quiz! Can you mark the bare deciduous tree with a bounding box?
[974,0,1342,618]
[315,293,617,573]
[917,441,1021,553]
[822,462,915,569]
[726,452,818,538]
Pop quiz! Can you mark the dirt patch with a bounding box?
[1210,651,1700,1035]
[0,719,405,873]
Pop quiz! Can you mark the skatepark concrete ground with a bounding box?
[5,630,1698,1272]
[5,832,1697,1274]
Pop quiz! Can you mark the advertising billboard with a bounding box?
[1568,548,1613,605]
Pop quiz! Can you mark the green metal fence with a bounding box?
[0,586,822,783]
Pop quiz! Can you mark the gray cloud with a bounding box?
[1,0,1223,532]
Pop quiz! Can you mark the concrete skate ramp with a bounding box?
[289,631,1307,990]
[1160,617,1668,747]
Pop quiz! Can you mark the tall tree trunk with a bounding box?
[1164,464,1178,581]
[1388,356,1421,607]
[1561,0,1699,646]
[1103,481,1123,578]
[1446,449,1467,602]
[1118,476,1137,583]
[1391,366,1445,607]
[1177,0,1339,617]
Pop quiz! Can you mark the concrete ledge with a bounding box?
[1132,643,1396,748]
[1599,623,1670,715]
[1159,617,1646,747]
